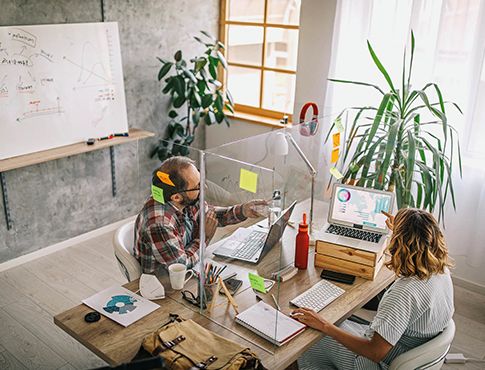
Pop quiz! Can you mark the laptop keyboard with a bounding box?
[326,224,382,243]
[231,231,267,259]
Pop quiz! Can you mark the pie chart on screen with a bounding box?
[337,189,351,202]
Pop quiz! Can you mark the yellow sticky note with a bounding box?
[157,171,175,186]
[151,184,165,204]
[248,272,266,293]
[332,132,340,147]
[334,117,344,132]
[239,168,258,193]
[330,167,344,180]
[331,148,339,164]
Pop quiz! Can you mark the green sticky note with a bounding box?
[330,167,344,180]
[248,272,266,293]
[239,168,258,193]
[151,184,165,204]
[334,117,344,132]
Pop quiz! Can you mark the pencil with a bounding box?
[271,294,281,311]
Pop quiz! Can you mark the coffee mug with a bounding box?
[168,263,194,290]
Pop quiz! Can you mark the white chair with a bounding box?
[113,220,142,282]
[389,319,455,370]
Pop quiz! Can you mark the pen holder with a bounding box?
[197,281,218,309]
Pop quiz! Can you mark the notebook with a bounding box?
[235,301,306,346]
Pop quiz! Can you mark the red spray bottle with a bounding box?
[294,212,309,269]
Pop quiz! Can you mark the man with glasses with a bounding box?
[134,156,266,275]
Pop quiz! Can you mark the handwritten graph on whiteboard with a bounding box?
[0,22,128,160]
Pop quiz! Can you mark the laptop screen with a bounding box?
[330,185,393,231]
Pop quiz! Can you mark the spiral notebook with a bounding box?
[235,301,306,346]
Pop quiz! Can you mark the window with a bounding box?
[220,0,301,119]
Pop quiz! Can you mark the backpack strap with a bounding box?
[192,355,218,369]
[152,335,186,356]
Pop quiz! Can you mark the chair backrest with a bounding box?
[113,220,142,282]
[389,319,455,370]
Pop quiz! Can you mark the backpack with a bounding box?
[138,314,266,370]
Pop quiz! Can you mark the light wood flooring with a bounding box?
[0,229,484,369]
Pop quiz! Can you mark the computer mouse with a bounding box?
[139,273,165,300]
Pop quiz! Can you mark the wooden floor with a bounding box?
[0,229,484,369]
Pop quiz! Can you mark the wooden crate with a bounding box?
[314,240,387,280]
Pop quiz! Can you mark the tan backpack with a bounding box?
[139,314,266,370]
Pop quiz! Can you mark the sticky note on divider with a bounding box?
[334,117,344,132]
[157,171,175,186]
[239,168,258,193]
[332,132,340,147]
[331,148,339,164]
[151,184,165,204]
[330,167,344,180]
[248,272,266,293]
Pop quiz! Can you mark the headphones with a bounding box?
[299,102,319,136]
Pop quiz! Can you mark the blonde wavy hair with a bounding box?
[385,208,452,279]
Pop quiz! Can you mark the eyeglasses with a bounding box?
[176,187,200,194]
[181,290,207,309]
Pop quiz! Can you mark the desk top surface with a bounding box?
[54,200,396,369]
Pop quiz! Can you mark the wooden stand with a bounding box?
[315,240,387,280]
[208,277,239,315]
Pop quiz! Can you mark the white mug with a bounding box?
[168,263,194,290]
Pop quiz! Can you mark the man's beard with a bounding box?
[181,193,199,207]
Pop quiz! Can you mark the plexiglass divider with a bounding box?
[151,111,350,355]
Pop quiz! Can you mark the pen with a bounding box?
[113,132,129,137]
[271,294,281,311]
[215,265,227,280]
[98,135,113,141]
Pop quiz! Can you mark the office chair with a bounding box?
[389,319,455,370]
[113,220,142,282]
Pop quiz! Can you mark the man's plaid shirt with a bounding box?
[134,197,247,273]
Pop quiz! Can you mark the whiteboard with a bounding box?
[0,22,129,160]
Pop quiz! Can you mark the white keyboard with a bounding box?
[290,279,345,312]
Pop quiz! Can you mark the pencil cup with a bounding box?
[197,281,218,308]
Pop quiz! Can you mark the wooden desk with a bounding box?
[54,200,396,369]
[54,281,270,366]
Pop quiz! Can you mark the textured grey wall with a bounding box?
[0,0,218,262]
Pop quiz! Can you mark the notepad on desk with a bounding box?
[235,301,306,346]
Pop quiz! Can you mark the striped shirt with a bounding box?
[358,269,454,368]
[134,197,246,274]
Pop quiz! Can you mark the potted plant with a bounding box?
[151,31,234,160]
[328,32,462,222]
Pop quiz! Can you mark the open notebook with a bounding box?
[235,301,306,346]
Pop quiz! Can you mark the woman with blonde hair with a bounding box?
[295,208,454,369]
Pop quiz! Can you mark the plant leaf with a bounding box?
[216,50,228,69]
[328,78,386,95]
[158,62,173,81]
[174,50,182,62]
[367,40,396,93]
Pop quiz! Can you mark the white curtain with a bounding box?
[326,0,485,285]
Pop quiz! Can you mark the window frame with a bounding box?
[219,0,299,121]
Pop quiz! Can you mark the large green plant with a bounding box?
[328,32,462,222]
[151,31,234,160]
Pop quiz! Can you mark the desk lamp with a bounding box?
[272,131,317,235]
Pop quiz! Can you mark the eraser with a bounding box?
[87,138,96,145]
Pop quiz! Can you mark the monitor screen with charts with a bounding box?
[330,185,393,232]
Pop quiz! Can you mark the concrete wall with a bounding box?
[0,0,219,263]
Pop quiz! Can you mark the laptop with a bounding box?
[213,201,297,263]
[319,184,394,252]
